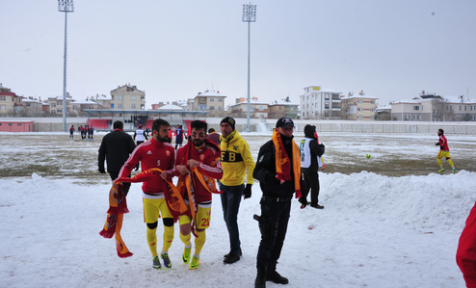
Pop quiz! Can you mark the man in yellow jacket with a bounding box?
[219,116,255,264]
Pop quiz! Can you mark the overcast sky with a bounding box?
[1,0,475,107]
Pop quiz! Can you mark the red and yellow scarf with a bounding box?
[99,168,188,258]
[271,129,302,198]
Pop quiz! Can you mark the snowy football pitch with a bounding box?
[1,132,475,287]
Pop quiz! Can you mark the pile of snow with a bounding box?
[2,170,474,287]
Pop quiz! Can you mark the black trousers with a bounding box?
[109,170,131,196]
[256,198,291,269]
[299,170,320,206]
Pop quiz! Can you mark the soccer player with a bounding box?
[69,125,75,140]
[117,119,176,269]
[173,120,223,270]
[436,128,456,173]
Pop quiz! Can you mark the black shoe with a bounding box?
[223,252,240,264]
[310,204,324,209]
[266,270,289,284]
[223,249,242,258]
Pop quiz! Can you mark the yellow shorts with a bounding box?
[437,151,451,159]
[143,198,173,223]
[178,206,211,230]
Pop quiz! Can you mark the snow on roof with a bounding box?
[441,95,476,104]
[22,98,42,103]
[156,104,183,110]
[72,99,99,105]
[229,101,269,107]
[303,86,343,94]
[376,105,392,110]
[268,102,299,106]
[342,94,379,100]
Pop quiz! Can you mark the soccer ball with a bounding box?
[366,154,371,159]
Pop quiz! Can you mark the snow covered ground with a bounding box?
[1,132,475,287]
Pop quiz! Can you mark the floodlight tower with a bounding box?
[58,0,74,132]
[242,3,256,132]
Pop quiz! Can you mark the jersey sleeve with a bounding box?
[118,146,142,179]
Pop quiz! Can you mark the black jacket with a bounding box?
[302,125,325,172]
[253,135,297,199]
[98,130,136,172]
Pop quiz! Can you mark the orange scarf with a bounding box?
[271,129,302,198]
[99,168,188,258]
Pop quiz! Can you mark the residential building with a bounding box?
[391,92,476,121]
[21,97,43,116]
[0,85,24,117]
[341,91,378,120]
[300,86,343,120]
[192,90,227,117]
[110,84,145,110]
[268,101,299,119]
[229,100,269,119]
[47,94,74,115]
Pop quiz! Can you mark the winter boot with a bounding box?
[255,267,267,288]
[266,262,289,284]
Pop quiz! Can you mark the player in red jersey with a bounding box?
[435,129,456,173]
[117,119,176,270]
[172,120,223,270]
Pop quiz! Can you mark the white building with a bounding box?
[300,86,343,120]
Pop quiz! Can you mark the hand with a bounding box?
[187,159,200,168]
[176,165,191,175]
[243,184,252,199]
[160,170,168,180]
[435,142,439,146]
[98,167,106,174]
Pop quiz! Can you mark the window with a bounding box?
[259,106,264,111]
[459,106,462,111]
[73,105,78,110]
[218,98,223,102]
[51,103,56,107]
[325,94,329,100]
[413,106,420,111]
[465,106,467,111]
[1,96,5,101]
[358,107,363,112]
[359,115,363,119]
[131,104,136,109]
[209,106,215,110]
[433,110,436,114]
[210,98,215,102]
[218,106,222,110]
[51,111,56,114]
[111,103,114,109]
[370,116,374,120]
[419,115,423,120]
[0,105,5,110]
[371,108,375,112]
[131,95,136,100]
[118,95,123,100]
[26,103,31,107]
[118,104,122,108]
[58,101,62,105]
[359,100,363,104]
[111,95,114,100]
[325,103,329,109]
[450,106,453,110]
[371,100,375,104]
[471,106,473,111]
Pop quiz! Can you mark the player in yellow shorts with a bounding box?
[435,128,456,173]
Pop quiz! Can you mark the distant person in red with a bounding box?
[435,129,456,173]
[69,125,75,140]
[207,128,220,145]
[167,127,173,143]
[457,201,476,288]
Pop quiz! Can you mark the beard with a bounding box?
[193,139,204,147]
[157,134,169,143]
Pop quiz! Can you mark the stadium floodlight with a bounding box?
[58,0,74,132]
[242,3,256,132]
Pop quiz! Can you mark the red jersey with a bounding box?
[439,134,449,151]
[119,138,175,196]
[174,141,223,203]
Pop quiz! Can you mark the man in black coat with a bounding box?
[253,117,301,288]
[299,124,325,209]
[98,120,136,196]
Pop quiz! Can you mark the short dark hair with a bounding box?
[152,119,170,132]
[113,121,123,130]
[208,128,215,133]
[191,120,207,132]
[439,128,444,134]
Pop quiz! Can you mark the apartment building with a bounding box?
[300,86,343,120]
[110,84,145,110]
[341,91,378,120]
[268,101,299,119]
[21,97,43,116]
[47,95,74,115]
[229,100,269,119]
[0,85,24,117]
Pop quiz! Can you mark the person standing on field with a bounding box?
[299,124,325,209]
[219,116,255,264]
[98,121,136,196]
[436,128,456,174]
